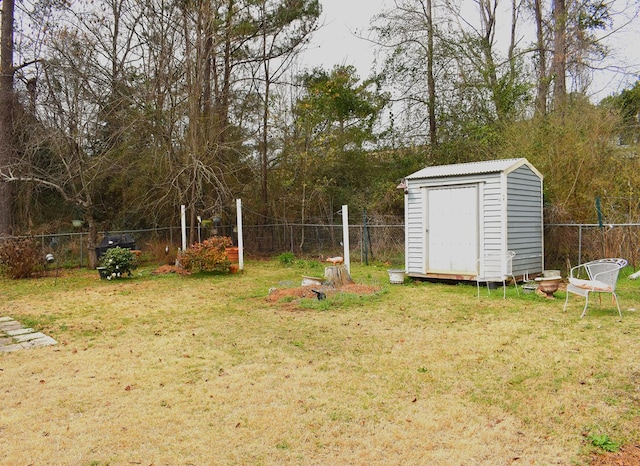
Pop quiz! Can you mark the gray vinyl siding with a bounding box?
[405,187,424,273]
[482,178,502,252]
[507,165,543,276]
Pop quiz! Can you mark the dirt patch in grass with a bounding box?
[265,283,381,302]
[590,445,640,465]
[152,264,191,275]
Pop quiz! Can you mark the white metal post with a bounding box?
[236,199,244,270]
[180,204,187,252]
[342,204,350,273]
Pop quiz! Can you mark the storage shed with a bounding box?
[402,158,544,281]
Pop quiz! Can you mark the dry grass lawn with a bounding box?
[1,260,640,465]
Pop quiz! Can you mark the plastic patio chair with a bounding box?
[476,251,519,299]
[563,258,627,318]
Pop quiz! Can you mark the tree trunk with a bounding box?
[425,0,437,147]
[533,0,548,115]
[478,0,503,120]
[260,20,270,208]
[86,213,99,269]
[324,265,354,287]
[189,205,197,245]
[551,0,567,111]
[0,0,15,235]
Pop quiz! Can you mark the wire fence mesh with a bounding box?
[544,223,640,270]
[5,222,640,272]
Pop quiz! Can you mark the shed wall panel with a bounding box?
[506,165,543,276]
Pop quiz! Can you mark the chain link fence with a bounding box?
[242,222,405,262]
[544,223,640,271]
[6,222,640,272]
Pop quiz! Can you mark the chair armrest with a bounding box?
[569,264,586,279]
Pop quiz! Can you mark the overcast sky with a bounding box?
[300,0,387,79]
[301,0,639,101]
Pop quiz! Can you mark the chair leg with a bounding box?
[477,281,490,298]
[502,279,506,299]
[613,292,622,318]
[563,291,570,312]
[580,293,590,318]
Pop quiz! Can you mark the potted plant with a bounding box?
[99,247,137,279]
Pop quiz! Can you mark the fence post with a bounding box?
[236,199,244,270]
[342,205,350,273]
[360,225,364,263]
[578,225,582,266]
[180,205,187,251]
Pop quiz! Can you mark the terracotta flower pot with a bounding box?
[225,247,239,263]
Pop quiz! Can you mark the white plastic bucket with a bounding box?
[387,269,405,284]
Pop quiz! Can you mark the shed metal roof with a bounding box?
[405,158,542,180]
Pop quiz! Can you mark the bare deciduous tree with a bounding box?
[254,0,320,208]
[551,0,567,109]
[373,0,440,149]
[0,0,16,235]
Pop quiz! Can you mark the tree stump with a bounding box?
[324,265,354,287]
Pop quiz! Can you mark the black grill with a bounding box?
[95,234,136,259]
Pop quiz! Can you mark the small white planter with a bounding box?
[387,269,405,284]
[301,276,323,287]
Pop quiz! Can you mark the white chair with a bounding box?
[476,251,519,299]
[563,258,627,318]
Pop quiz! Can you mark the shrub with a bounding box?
[0,237,44,279]
[0,238,44,278]
[277,251,296,266]
[179,236,232,273]
[100,247,137,279]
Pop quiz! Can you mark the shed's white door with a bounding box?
[426,185,479,274]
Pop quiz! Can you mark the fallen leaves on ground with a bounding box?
[152,265,191,275]
[590,445,640,465]
[265,284,380,303]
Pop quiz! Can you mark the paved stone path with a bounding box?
[0,316,58,352]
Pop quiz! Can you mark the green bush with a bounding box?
[277,252,296,266]
[179,236,232,273]
[100,247,137,279]
[0,237,44,279]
